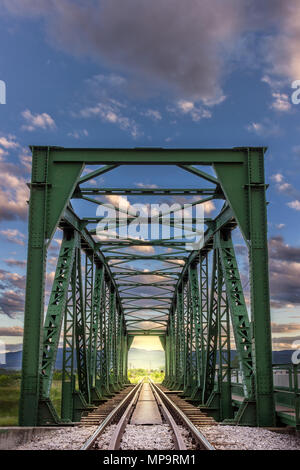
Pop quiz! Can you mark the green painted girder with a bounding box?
[188,264,202,392]
[127,330,166,336]
[89,265,105,389]
[74,247,91,404]
[202,248,219,402]
[20,146,275,427]
[113,272,179,277]
[106,255,187,260]
[76,187,217,196]
[99,241,187,248]
[40,230,78,399]
[118,282,175,287]
[78,164,119,184]
[123,307,169,311]
[169,204,235,310]
[177,165,220,185]
[215,231,254,399]
[46,146,255,165]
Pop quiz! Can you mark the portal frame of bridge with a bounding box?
[19,146,275,427]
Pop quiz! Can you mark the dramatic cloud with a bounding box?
[0,289,25,318]
[2,0,243,101]
[4,0,300,103]
[269,237,300,307]
[0,136,30,221]
[0,326,23,336]
[271,322,300,334]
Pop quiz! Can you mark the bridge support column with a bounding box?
[248,149,275,427]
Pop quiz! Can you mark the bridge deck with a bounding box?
[130,383,162,425]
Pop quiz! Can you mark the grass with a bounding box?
[0,369,62,426]
[128,368,164,384]
[0,370,21,426]
[0,368,164,426]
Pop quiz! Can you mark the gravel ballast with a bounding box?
[16,426,97,450]
[15,423,300,450]
[199,425,300,450]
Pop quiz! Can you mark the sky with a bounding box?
[0,1,300,358]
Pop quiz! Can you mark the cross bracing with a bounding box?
[19,147,275,428]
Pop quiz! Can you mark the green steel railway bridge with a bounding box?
[19,147,299,429]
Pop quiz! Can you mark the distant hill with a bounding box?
[128,348,165,369]
[0,348,296,371]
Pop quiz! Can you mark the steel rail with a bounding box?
[149,381,187,450]
[107,381,144,450]
[149,380,215,450]
[80,380,143,450]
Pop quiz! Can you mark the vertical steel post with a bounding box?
[19,148,49,426]
[247,149,275,426]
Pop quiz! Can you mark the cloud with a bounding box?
[142,109,162,121]
[4,259,26,268]
[2,0,243,101]
[86,73,126,88]
[271,173,284,183]
[287,200,300,211]
[272,336,300,350]
[246,118,281,136]
[79,100,140,138]
[0,289,25,318]
[169,100,212,122]
[21,109,56,132]
[19,148,32,174]
[270,92,291,112]
[0,135,19,150]
[262,1,300,81]
[4,0,300,103]
[130,245,155,254]
[135,183,158,189]
[269,236,300,307]
[0,326,23,336]
[271,322,300,334]
[0,229,26,246]
[68,129,89,139]
[271,173,300,200]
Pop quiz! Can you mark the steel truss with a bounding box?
[20,147,275,427]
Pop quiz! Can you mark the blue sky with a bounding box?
[0,1,300,355]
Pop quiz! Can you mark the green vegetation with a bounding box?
[0,370,21,426]
[0,369,62,426]
[128,368,164,384]
[0,368,164,426]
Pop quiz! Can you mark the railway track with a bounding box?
[80,379,215,451]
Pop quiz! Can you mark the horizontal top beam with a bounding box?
[76,188,217,195]
[31,146,266,165]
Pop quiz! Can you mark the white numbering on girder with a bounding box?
[0,80,6,104]
[291,80,300,105]
[95,197,205,251]
[291,340,300,364]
